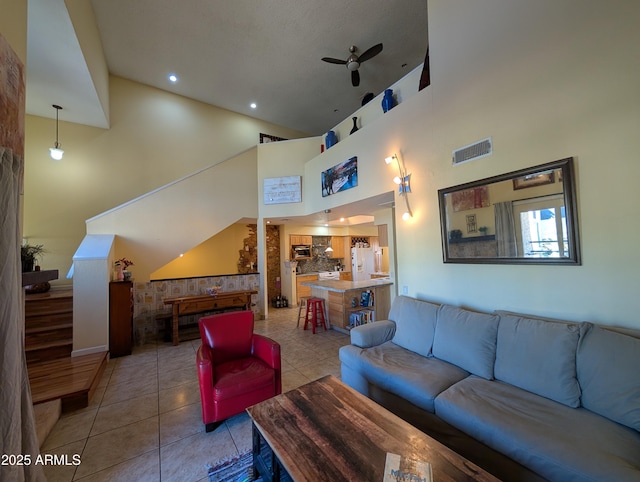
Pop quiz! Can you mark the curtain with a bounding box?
[0,147,45,481]
[494,201,518,257]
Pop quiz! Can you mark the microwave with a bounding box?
[292,244,311,259]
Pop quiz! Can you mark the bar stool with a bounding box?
[304,298,328,334]
[296,296,311,328]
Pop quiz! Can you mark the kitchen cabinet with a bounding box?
[330,236,344,257]
[109,281,133,357]
[295,274,318,304]
[377,224,389,247]
[290,235,312,246]
[340,271,352,281]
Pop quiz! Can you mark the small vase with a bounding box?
[350,117,359,134]
[381,89,396,113]
[325,130,337,149]
[116,265,124,281]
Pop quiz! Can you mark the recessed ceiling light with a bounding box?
[250,103,257,109]
[168,74,178,83]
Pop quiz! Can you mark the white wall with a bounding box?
[256,0,640,329]
[399,0,640,327]
[86,148,258,281]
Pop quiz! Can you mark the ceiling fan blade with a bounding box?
[322,57,347,65]
[351,70,360,87]
[358,43,383,63]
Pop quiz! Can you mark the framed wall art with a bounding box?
[321,156,358,197]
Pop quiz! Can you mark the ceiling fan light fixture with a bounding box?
[347,60,359,71]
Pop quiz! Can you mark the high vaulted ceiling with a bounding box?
[26,0,428,136]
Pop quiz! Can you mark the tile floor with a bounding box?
[41,307,349,482]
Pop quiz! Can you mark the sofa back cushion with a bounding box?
[494,313,581,407]
[432,305,499,379]
[577,323,640,431]
[388,296,439,357]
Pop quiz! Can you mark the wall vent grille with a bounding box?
[452,137,492,165]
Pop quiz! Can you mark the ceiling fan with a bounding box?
[322,43,383,87]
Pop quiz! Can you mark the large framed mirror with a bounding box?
[438,157,581,265]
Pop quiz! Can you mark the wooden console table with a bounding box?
[163,290,256,345]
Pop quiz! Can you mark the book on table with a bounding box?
[383,452,432,482]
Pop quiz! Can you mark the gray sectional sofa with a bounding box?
[339,296,640,482]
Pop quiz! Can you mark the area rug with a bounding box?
[207,450,262,482]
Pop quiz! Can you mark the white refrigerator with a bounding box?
[351,247,374,281]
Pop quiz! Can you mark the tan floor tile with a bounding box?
[101,374,158,407]
[91,392,158,436]
[157,350,195,372]
[159,402,203,446]
[225,412,253,453]
[74,417,159,479]
[158,365,198,391]
[159,380,201,414]
[282,370,311,393]
[72,449,159,482]
[41,439,85,482]
[160,428,237,482]
[109,359,157,386]
[42,409,98,451]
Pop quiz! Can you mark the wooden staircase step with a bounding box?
[28,351,108,413]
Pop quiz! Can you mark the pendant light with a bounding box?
[49,104,64,160]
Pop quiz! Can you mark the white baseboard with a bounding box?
[72,345,108,357]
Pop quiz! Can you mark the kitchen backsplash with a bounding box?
[297,257,345,274]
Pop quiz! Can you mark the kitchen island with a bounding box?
[300,278,393,332]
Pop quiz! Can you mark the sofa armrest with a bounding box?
[350,320,396,348]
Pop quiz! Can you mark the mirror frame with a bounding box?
[438,157,581,265]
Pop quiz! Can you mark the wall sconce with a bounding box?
[385,154,413,220]
[49,104,64,160]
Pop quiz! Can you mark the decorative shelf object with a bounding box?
[22,269,59,287]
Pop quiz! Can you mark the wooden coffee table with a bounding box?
[246,375,500,481]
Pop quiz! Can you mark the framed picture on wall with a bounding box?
[321,157,358,197]
[259,133,287,143]
[512,170,555,190]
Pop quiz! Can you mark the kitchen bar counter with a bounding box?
[300,278,393,292]
[301,279,393,332]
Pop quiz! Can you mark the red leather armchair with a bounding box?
[196,310,281,432]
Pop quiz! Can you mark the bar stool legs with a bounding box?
[304,298,328,334]
[296,296,311,328]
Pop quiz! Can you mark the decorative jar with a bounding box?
[381,89,396,113]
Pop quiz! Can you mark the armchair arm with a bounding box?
[196,344,215,414]
[350,319,396,348]
[251,334,281,370]
[252,334,282,395]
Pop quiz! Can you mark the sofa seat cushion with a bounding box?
[435,376,640,482]
[339,341,469,413]
[214,357,274,400]
[494,313,581,407]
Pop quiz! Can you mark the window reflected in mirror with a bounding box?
[438,158,581,265]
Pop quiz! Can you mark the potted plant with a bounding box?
[479,226,489,236]
[21,243,46,272]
